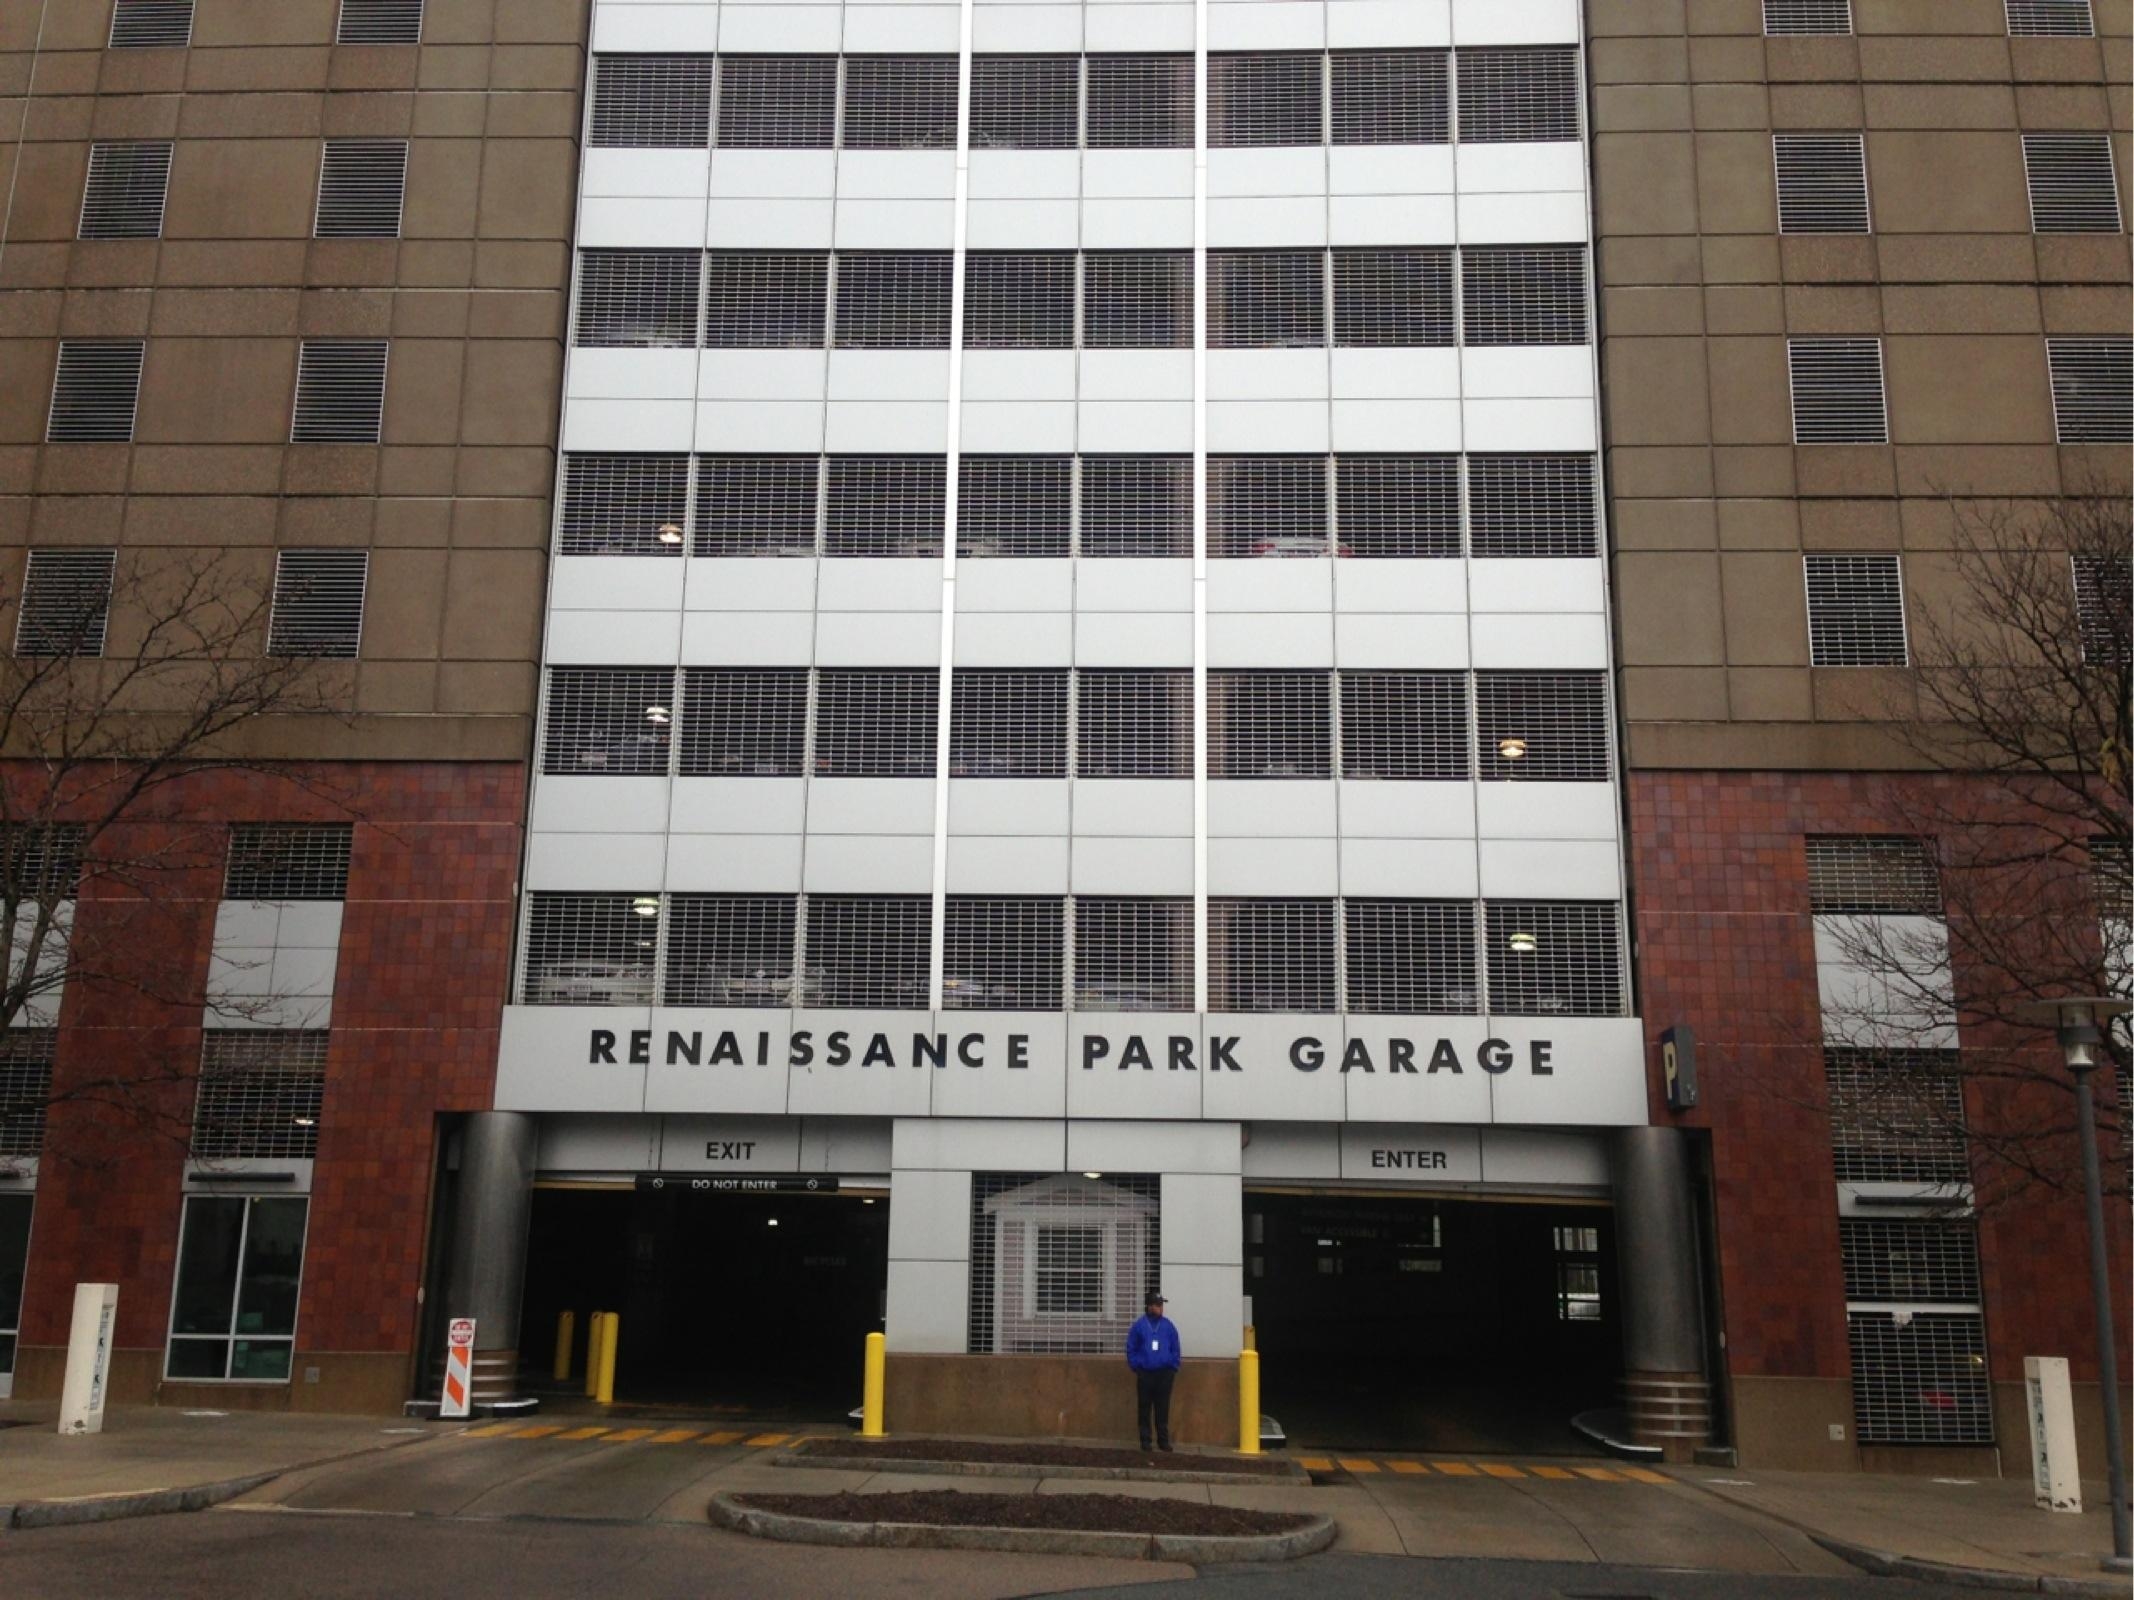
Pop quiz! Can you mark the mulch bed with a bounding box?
[791,1436,1294,1478]
[731,1489,1314,1538]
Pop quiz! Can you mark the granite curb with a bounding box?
[706,1489,1338,1563]
[1812,1534,2128,1597]
[772,1448,1310,1486]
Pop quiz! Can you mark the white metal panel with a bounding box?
[1067,1040,1206,1120]
[1069,1120,1242,1174]
[1337,1124,1483,1181]
[668,777,809,835]
[1152,1263,1244,1356]
[1081,1,1194,47]
[496,1006,649,1113]
[1455,141,1586,194]
[531,775,672,834]
[969,151,1080,200]
[1079,198,1197,249]
[1207,0,1326,47]
[678,610,816,664]
[1074,562,1193,613]
[1460,397,1594,450]
[842,4,962,48]
[658,1113,803,1169]
[1331,559,1466,613]
[949,779,1072,835]
[1477,837,1621,898]
[1474,782,1619,841]
[663,833,805,888]
[537,1112,661,1174]
[926,1015,1070,1118]
[580,150,706,199]
[966,199,1079,248]
[1206,836,1341,891]
[828,350,952,401]
[824,400,950,451]
[1069,835,1196,891]
[704,198,835,247]
[1326,0,1451,46]
[960,401,1077,451]
[802,835,937,890]
[971,2,1080,46]
[894,1116,1067,1173]
[708,148,838,199]
[1204,611,1333,665]
[576,196,706,248]
[593,5,721,49]
[641,1015,793,1115]
[836,152,958,201]
[1202,1016,1345,1120]
[1467,557,1605,614]
[1479,1127,1612,1187]
[1075,611,1196,664]
[887,1168,975,1258]
[682,558,819,611]
[526,829,669,889]
[1207,148,1328,199]
[547,555,687,611]
[1206,559,1333,612]
[1450,0,1578,44]
[1338,1023,1496,1123]
[1455,190,1589,245]
[546,609,683,665]
[1239,1120,1339,1178]
[1159,1172,1245,1263]
[798,1117,894,1172]
[957,560,1072,611]
[944,834,1072,890]
[808,779,939,835]
[1485,1019,1649,1128]
[564,399,695,452]
[715,4,842,47]
[1468,612,1609,668]
[950,611,1074,662]
[961,351,1077,401]
[1207,195,1328,245]
[1078,350,1194,401]
[699,349,829,401]
[1207,401,1330,452]
[1072,781,1195,837]
[1338,837,1482,895]
[1329,348,1461,400]
[884,1258,970,1353]
[810,611,944,663]
[1338,780,1478,838]
[1329,145,1454,196]
[1076,399,1194,451]
[1460,347,1594,400]
[816,558,941,611]
[1082,151,1196,200]
[1330,398,1462,450]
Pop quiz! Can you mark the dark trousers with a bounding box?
[1135,1367,1177,1449]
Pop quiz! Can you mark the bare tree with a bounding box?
[0,548,357,1165]
[1813,482,2131,1206]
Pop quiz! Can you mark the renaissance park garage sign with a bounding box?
[496,1008,1652,1127]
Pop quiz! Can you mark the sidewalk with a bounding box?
[0,1399,443,1527]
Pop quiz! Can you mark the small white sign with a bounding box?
[440,1317,476,1420]
[57,1283,118,1436]
[2024,1355,2082,1513]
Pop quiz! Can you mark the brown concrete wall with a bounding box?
[884,1354,1240,1447]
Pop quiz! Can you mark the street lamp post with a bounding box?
[2019,996,2131,1572]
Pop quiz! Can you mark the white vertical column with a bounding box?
[1190,0,1211,1016]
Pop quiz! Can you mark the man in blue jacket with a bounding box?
[1125,1291,1182,1452]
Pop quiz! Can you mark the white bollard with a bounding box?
[2025,1355,2082,1513]
[57,1283,119,1437]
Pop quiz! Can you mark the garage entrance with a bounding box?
[1245,1189,1621,1454]
[521,1178,887,1420]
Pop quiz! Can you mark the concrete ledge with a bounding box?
[1813,1535,2129,1598]
[773,1448,1310,1486]
[4,1471,277,1530]
[707,1491,1337,1564]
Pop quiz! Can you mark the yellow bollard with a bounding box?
[595,1311,620,1406]
[861,1330,886,1437]
[583,1309,607,1399]
[553,1309,576,1384]
[1238,1348,1261,1455]
[1243,1323,1255,1352]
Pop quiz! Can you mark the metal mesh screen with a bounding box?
[705,252,827,348]
[2073,555,2131,667]
[1825,1048,1969,1183]
[835,252,954,349]
[1847,1311,1993,1445]
[1805,553,1908,666]
[1332,50,1449,144]
[1085,252,1193,349]
[1209,456,1329,558]
[2046,337,2133,445]
[1341,671,1469,779]
[971,56,1078,149]
[2024,134,2123,233]
[1841,1219,1982,1304]
[1456,47,1581,142]
[963,253,1076,349]
[0,1031,56,1158]
[841,56,960,149]
[944,897,1064,1009]
[521,892,659,1005]
[1483,901,1626,1016]
[951,670,1068,778]
[0,826,83,899]
[696,455,819,556]
[1335,248,1454,347]
[559,453,688,557]
[1209,671,1333,778]
[590,56,714,147]
[1774,133,1870,234]
[290,340,388,443]
[814,669,937,776]
[1475,671,1611,781]
[1467,454,1600,558]
[1208,251,1325,348]
[225,824,352,901]
[664,894,799,1006]
[1087,55,1194,148]
[969,1172,1161,1354]
[1081,457,1193,557]
[110,0,194,47]
[1763,0,1852,32]
[267,549,368,658]
[1805,837,1941,915]
[1461,246,1588,345]
[16,549,115,658]
[1789,338,1888,444]
[1074,898,1193,1010]
[807,894,931,1007]
[1078,669,1192,778]
[2005,0,2093,34]
[80,141,173,239]
[1208,53,1322,146]
[574,250,701,348]
[336,0,422,44]
[1336,455,1460,559]
[825,456,946,556]
[46,340,144,443]
[192,1031,327,1160]
[542,667,675,777]
[677,667,808,777]
[960,457,1071,558]
[1210,898,1337,1012]
[1347,899,1480,1014]
[718,56,838,147]
[314,139,407,238]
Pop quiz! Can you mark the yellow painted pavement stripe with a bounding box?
[698,1430,745,1445]
[1433,1462,1481,1477]
[1387,1461,1429,1474]
[1529,1466,1576,1480]
[464,1423,519,1437]
[605,1428,657,1442]
[649,1429,700,1444]
[510,1424,565,1439]
[1573,1465,1623,1481]
[556,1426,610,1441]
[1337,1458,1380,1474]
[1621,1467,1669,1484]
[1298,1456,1333,1472]
[1479,1463,1526,1479]
[745,1432,789,1447]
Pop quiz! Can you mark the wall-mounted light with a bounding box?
[656,523,684,545]
[644,705,671,726]
[1082,1170,1103,1180]
[1497,737,1529,761]
[1507,931,1538,955]
[631,896,660,918]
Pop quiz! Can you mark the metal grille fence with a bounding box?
[718,56,838,147]
[1483,901,1626,1016]
[1082,457,1193,556]
[1805,836,1941,915]
[1087,55,1194,148]
[836,253,954,349]
[2023,134,2123,232]
[1341,672,1469,779]
[944,897,1064,1009]
[1337,456,1461,558]
[1455,47,1580,142]
[951,671,1069,778]
[80,142,173,239]
[1825,1048,1970,1183]
[842,56,960,149]
[110,0,194,47]
[1085,252,1193,348]
[590,56,715,147]
[225,824,352,901]
[664,894,799,1006]
[192,1031,327,1160]
[558,453,688,557]
[1847,1311,1993,1445]
[696,454,820,555]
[1788,338,1888,444]
[2046,338,2133,444]
[336,0,422,44]
[290,340,389,443]
[1077,670,1192,778]
[46,341,144,443]
[1209,456,1329,558]
[704,252,826,347]
[1841,1219,1982,1304]
[971,56,1079,148]
[1347,900,1479,1014]
[964,253,1076,349]
[1467,454,1599,558]
[1208,53,1323,146]
[1461,247,1588,345]
[1208,671,1334,778]
[814,670,938,775]
[0,826,83,899]
[1763,0,1852,32]
[1209,251,1325,347]
[542,667,674,777]
[0,1031,54,1158]
[1805,553,1908,666]
[267,549,368,658]
[960,457,1071,558]
[1209,899,1337,1012]
[1332,50,1449,144]
[1335,248,1454,347]
[808,895,931,1007]
[16,549,116,658]
[1074,898,1194,1010]
[2005,0,2093,34]
[1475,671,1610,781]
[314,140,407,238]
[968,1172,1160,1354]
[825,455,947,555]
[520,892,659,1005]
[2073,554,2131,667]
[575,250,700,348]
[677,668,808,777]
[1774,133,1870,234]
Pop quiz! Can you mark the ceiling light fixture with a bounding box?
[644,705,671,725]
[1497,737,1529,760]
[631,896,660,918]
[1082,1171,1103,1180]
[1508,931,1538,955]
[656,522,684,545]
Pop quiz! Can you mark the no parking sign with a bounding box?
[441,1317,476,1419]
